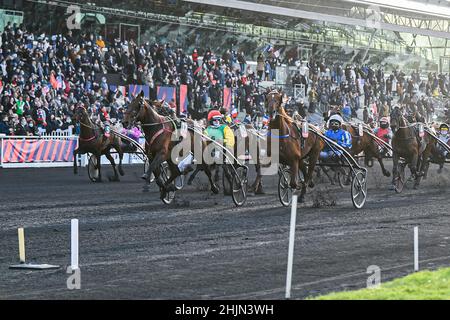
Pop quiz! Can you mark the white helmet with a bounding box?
[328,114,344,125]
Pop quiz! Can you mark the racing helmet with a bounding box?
[380,117,390,129]
[328,114,344,127]
[439,123,449,134]
[208,109,223,128]
[208,110,222,121]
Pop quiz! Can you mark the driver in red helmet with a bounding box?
[374,117,393,144]
[205,109,235,151]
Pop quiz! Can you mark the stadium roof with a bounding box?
[183,0,450,39]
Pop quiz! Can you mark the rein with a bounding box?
[136,99,175,148]
[268,109,295,139]
[77,111,99,142]
[392,115,417,141]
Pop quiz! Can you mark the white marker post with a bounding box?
[285,195,298,299]
[414,226,419,272]
[71,219,79,270]
[18,228,26,264]
[10,228,59,270]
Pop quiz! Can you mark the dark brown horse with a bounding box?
[266,90,324,202]
[390,106,434,189]
[186,121,266,194]
[122,92,219,199]
[423,129,450,176]
[73,106,124,182]
[342,123,391,177]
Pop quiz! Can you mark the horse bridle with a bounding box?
[391,109,417,141]
[266,93,292,139]
[75,106,99,142]
[124,98,144,129]
[75,106,96,130]
[126,97,174,129]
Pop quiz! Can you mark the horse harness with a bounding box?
[138,99,188,149]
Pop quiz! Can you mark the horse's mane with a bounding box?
[278,106,294,124]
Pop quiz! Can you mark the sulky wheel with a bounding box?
[160,162,176,205]
[278,165,293,207]
[231,166,248,207]
[351,170,368,209]
[87,154,100,182]
[394,162,406,194]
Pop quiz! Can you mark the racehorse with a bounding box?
[390,106,434,189]
[73,105,124,182]
[424,142,448,175]
[186,122,266,195]
[122,92,219,199]
[266,90,324,203]
[342,123,391,178]
[422,126,450,176]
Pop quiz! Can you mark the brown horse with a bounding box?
[390,106,434,189]
[266,90,324,202]
[122,92,219,199]
[342,123,391,177]
[73,106,124,182]
[422,129,450,176]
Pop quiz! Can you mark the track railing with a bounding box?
[0,135,78,168]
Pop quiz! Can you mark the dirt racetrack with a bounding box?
[1,162,450,299]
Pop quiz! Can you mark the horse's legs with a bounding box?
[142,151,160,181]
[377,155,391,177]
[251,164,264,194]
[409,152,419,178]
[392,153,399,187]
[202,164,220,194]
[96,153,103,182]
[104,149,120,182]
[289,160,299,190]
[415,148,432,188]
[144,166,162,193]
[214,165,220,183]
[413,161,422,189]
[298,161,308,203]
[147,152,166,187]
[114,142,125,176]
[305,155,320,189]
[321,165,335,185]
[73,148,79,175]
[187,166,201,185]
[161,161,181,192]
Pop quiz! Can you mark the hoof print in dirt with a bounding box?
[312,189,337,208]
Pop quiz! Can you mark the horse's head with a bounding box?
[266,90,288,120]
[406,112,416,124]
[123,91,147,129]
[73,105,89,124]
[390,106,405,133]
[150,100,166,115]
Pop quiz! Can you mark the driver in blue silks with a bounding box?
[320,114,352,160]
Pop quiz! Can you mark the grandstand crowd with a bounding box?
[1,21,450,137]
